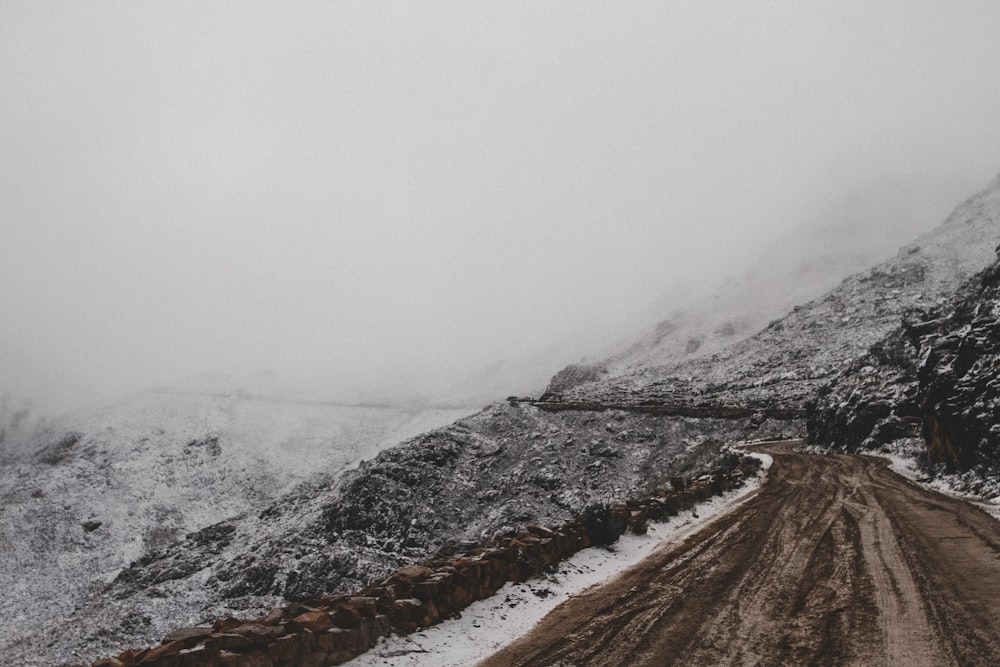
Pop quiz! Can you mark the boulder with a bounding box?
[162,627,213,647]
[287,611,334,633]
[228,623,284,647]
[137,640,184,664]
[211,617,242,634]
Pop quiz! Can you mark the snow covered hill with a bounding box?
[0,390,469,665]
[808,225,1000,498]
[553,173,1000,410]
[5,173,1000,666]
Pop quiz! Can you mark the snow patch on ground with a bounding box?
[927,479,1000,521]
[348,465,767,667]
[885,455,921,481]
[884,454,1000,521]
[748,451,773,471]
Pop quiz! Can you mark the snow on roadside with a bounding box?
[885,454,921,481]
[348,453,770,667]
[749,451,774,471]
[885,454,1000,521]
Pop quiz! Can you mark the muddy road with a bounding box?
[479,442,1000,666]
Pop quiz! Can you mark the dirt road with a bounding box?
[479,442,1000,666]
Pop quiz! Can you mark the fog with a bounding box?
[4,2,1000,415]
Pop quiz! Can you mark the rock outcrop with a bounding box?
[539,364,606,400]
[809,245,1000,477]
[12,173,1000,666]
[918,252,1000,471]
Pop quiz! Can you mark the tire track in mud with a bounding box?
[479,442,1000,666]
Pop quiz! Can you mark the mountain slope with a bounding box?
[25,401,790,664]
[6,174,1000,666]
[0,392,468,665]
[552,174,1000,411]
[808,239,1000,496]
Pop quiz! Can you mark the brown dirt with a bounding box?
[478,441,1000,666]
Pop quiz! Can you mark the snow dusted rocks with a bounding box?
[918,256,1000,472]
[805,175,1000,495]
[84,458,760,667]
[810,244,1000,481]
[0,395,470,666]
[807,326,923,454]
[9,173,1000,666]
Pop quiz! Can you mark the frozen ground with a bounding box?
[348,452,772,667]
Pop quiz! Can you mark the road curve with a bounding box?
[478,442,1000,666]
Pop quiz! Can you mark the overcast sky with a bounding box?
[4,2,1000,411]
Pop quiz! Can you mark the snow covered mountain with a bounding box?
[553,173,1000,410]
[5,173,1000,666]
[0,390,469,665]
[809,219,1000,498]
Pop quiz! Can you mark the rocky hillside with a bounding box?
[6,173,1000,666]
[550,174,1000,414]
[0,393,468,666]
[603,186,954,377]
[27,399,794,665]
[809,243,1000,484]
[86,457,762,667]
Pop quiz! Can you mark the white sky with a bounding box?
[4,2,1000,410]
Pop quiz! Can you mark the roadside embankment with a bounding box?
[83,454,761,667]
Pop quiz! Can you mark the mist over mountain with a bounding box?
[3,170,998,666]
[0,174,975,438]
[6,4,1000,665]
[4,3,1000,425]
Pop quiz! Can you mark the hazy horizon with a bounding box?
[4,2,1000,415]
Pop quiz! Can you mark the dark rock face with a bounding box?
[540,364,606,399]
[809,249,1000,474]
[918,258,1000,471]
[82,520,103,533]
[807,324,924,453]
